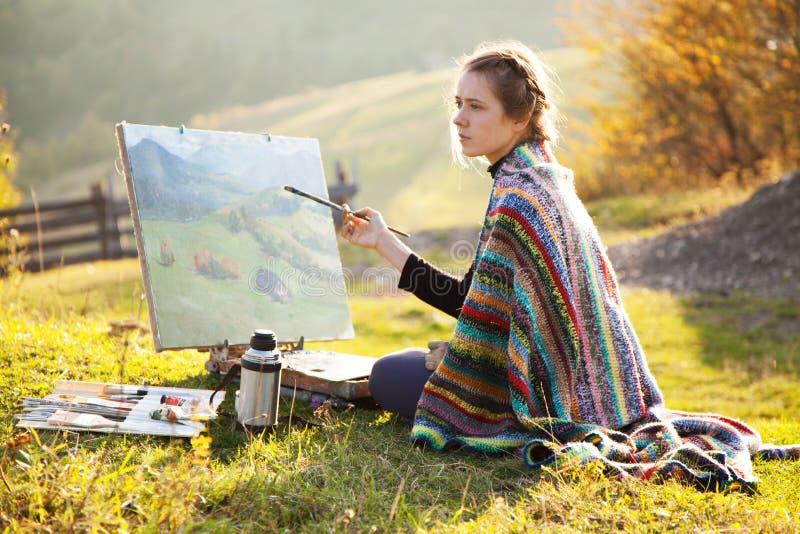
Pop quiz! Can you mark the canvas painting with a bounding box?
[116,123,354,351]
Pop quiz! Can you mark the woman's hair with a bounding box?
[451,40,560,166]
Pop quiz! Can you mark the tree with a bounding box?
[569,0,800,196]
[1,90,24,275]
[0,91,21,209]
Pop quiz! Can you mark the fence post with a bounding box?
[105,173,123,259]
[91,183,109,260]
[29,186,45,272]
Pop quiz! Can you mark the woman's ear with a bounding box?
[512,113,531,134]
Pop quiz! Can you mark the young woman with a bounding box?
[341,41,796,491]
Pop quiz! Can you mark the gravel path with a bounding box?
[607,170,800,299]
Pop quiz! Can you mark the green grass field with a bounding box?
[7,20,799,530]
[1,223,799,531]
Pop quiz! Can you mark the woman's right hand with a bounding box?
[340,204,390,249]
[341,204,413,272]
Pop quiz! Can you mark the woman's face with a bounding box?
[452,70,527,164]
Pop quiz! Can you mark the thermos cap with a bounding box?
[243,329,281,370]
[250,329,277,351]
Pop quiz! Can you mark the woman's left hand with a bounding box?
[424,340,448,370]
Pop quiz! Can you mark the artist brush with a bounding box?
[58,393,139,405]
[284,185,411,238]
[23,397,132,410]
[103,385,149,396]
[15,410,129,423]
[19,410,122,430]
[22,405,130,418]
[17,412,128,424]
[20,399,132,419]
[97,394,144,403]
[19,408,129,423]
[13,413,51,422]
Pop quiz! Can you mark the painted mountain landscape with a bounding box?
[118,123,353,350]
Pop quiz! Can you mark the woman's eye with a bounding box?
[470,103,480,110]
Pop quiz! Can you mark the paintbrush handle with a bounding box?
[284,185,411,238]
[349,212,411,239]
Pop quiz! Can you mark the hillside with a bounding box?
[2,1,564,143]
[189,47,597,231]
[21,46,599,232]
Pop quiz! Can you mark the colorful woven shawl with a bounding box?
[409,141,798,491]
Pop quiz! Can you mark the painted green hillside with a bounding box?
[190,47,599,231]
[139,188,350,349]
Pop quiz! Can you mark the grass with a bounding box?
[0,189,797,532]
[584,186,755,246]
[1,252,799,531]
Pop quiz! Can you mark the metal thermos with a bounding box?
[236,329,282,429]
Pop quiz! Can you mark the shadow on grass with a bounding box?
[150,368,389,462]
[677,292,800,374]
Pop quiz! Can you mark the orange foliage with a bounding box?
[0,91,21,209]
[566,0,800,196]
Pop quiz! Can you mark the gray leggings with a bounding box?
[368,347,433,421]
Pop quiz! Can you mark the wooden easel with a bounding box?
[202,339,374,400]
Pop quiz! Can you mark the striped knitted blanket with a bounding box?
[409,141,798,491]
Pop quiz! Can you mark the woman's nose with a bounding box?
[452,110,466,127]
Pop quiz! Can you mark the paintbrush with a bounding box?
[103,385,148,396]
[57,394,138,407]
[20,398,132,419]
[46,409,120,429]
[284,185,411,238]
[16,409,129,423]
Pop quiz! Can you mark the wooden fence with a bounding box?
[0,179,358,274]
[0,180,137,273]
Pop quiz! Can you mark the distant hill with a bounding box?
[127,138,248,221]
[5,1,590,204]
[1,0,566,143]
[190,47,600,231]
[18,45,602,231]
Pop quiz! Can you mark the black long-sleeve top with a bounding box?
[397,161,507,319]
[397,253,474,318]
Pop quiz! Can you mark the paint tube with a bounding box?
[152,396,217,421]
[151,404,187,422]
[160,395,200,408]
